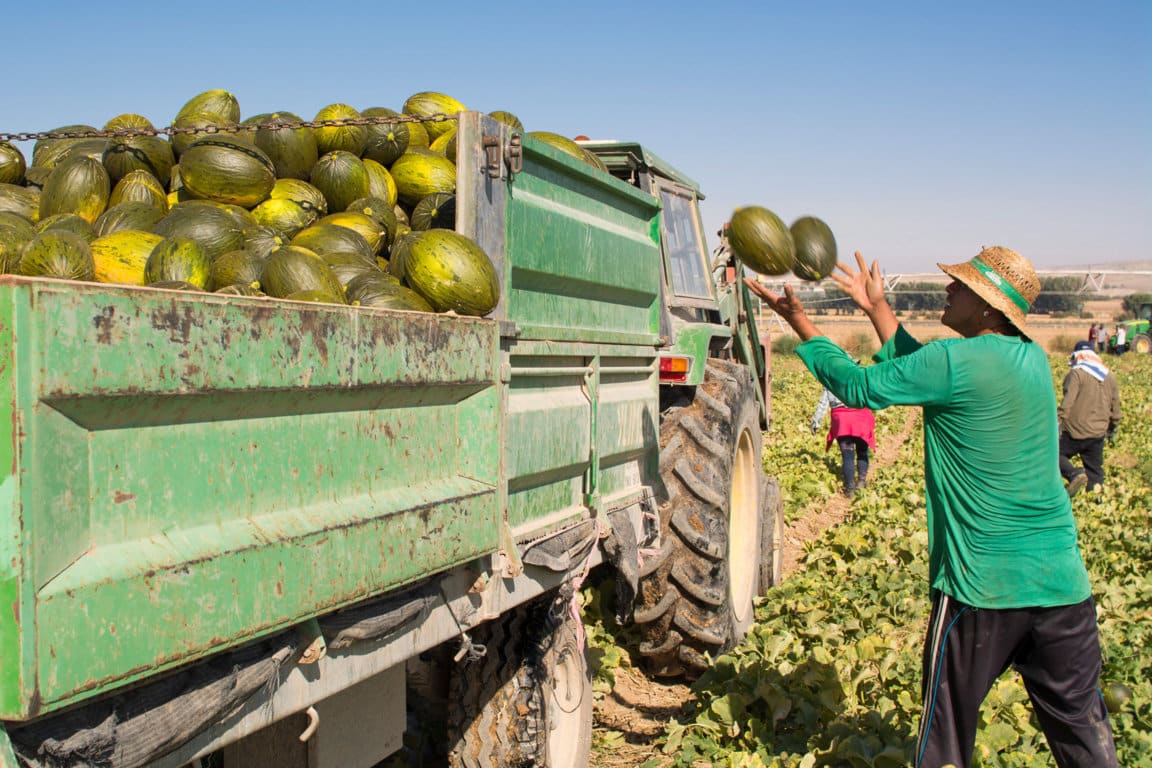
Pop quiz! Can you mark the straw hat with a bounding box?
[937,246,1039,335]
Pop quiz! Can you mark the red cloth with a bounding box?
[826,407,876,451]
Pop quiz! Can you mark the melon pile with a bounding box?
[0,89,543,317]
[726,206,838,282]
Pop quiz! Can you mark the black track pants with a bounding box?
[915,592,1117,768]
[1059,433,1105,489]
[836,436,869,491]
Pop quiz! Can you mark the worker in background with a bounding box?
[1059,341,1122,496]
[1113,324,1127,354]
[810,365,875,498]
[746,246,1117,768]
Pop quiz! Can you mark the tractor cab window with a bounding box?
[659,188,713,302]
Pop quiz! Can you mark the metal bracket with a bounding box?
[506,132,523,175]
[482,135,502,178]
[297,618,327,664]
[498,520,524,579]
[483,132,523,179]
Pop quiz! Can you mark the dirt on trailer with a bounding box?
[590,410,921,767]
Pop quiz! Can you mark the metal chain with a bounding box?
[0,112,456,144]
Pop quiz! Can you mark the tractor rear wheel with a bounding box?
[447,589,591,768]
[1132,333,1151,354]
[636,359,770,679]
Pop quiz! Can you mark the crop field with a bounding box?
[587,350,1152,768]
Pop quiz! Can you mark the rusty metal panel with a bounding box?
[0,278,500,717]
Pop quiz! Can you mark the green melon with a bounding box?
[404,229,499,316]
[790,216,837,281]
[346,196,398,248]
[0,224,33,273]
[270,178,328,219]
[16,230,95,281]
[529,131,604,171]
[153,204,244,260]
[386,230,417,282]
[174,199,257,230]
[241,225,286,259]
[310,151,371,214]
[260,245,345,300]
[180,137,275,208]
[402,92,466,140]
[102,133,175,186]
[405,120,430,150]
[316,212,387,254]
[211,248,268,289]
[429,127,458,159]
[291,223,374,261]
[390,149,456,207]
[728,206,796,276]
[169,111,244,158]
[108,170,169,212]
[346,272,432,312]
[255,111,319,181]
[0,183,41,221]
[361,107,409,167]
[40,155,110,223]
[91,229,164,285]
[322,251,383,288]
[0,211,36,241]
[312,104,366,156]
[95,201,167,237]
[145,236,213,289]
[0,142,26,184]
[362,158,398,207]
[32,125,99,167]
[488,111,525,131]
[1103,682,1133,714]
[410,193,456,231]
[34,137,108,171]
[36,213,97,242]
[103,114,152,132]
[252,198,314,238]
[580,146,608,173]
[176,89,242,124]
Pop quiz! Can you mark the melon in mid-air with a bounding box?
[727,206,795,276]
[790,216,837,281]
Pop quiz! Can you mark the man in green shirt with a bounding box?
[746,246,1116,767]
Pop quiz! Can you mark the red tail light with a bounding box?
[659,355,691,383]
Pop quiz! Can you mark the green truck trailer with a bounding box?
[0,112,781,768]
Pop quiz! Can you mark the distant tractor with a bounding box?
[1124,303,1152,356]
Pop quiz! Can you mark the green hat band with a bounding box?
[971,257,1030,312]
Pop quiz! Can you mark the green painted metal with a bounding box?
[0,278,500,717]
[502,135,663,345]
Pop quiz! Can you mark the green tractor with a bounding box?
[1124,303,1152,356]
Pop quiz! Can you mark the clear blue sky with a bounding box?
[3,0,1148,273]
